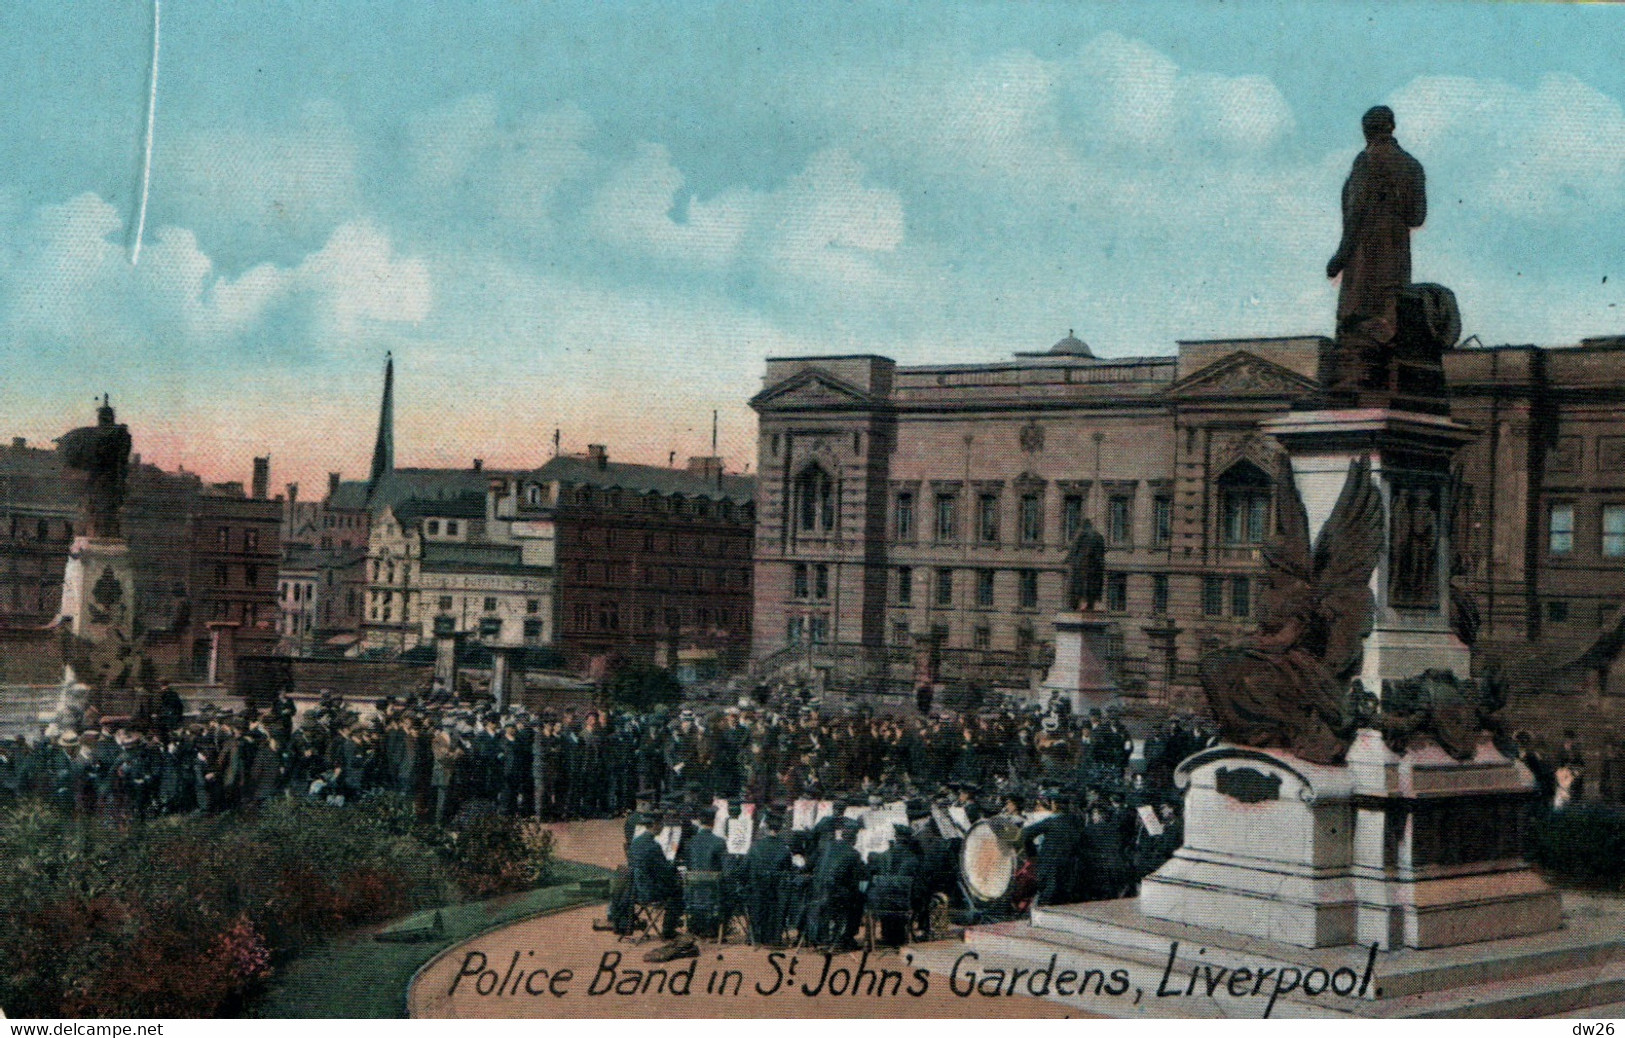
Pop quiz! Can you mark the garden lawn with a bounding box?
[251,860,612,1019]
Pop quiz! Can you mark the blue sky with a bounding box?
[2,1,1622,488]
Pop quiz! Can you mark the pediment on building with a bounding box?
[750,368,881,411]
[1165,351,1318,399]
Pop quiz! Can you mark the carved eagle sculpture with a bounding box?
[1199,454,1384,765]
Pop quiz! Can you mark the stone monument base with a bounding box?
[1138,737,1560,950]
[1041,611,1120,714]
[59,536,135,641]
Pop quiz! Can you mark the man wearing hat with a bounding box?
[745,808,793,946]
[628,812,683,939]
[809,817,868,948]
[1023,792,1085,907]
[866,823,923,946]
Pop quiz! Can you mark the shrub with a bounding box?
[0,793,553,1017]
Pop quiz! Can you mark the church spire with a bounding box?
[368,351,395,491]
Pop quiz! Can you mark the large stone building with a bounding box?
[749,333,1625,717]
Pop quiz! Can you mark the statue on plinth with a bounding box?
[57,395,132,540]
[1063,519,1106,612]
[1326,105,1427,398]
[1199,456,1383,764]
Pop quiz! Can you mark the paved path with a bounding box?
[409,819,1079,1019]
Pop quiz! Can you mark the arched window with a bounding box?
[525,484,543,506]
[1218,460,1272,545]
[795,465,836,533]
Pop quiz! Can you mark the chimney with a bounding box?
[287,482,299,506]
[328,472,341,498]
[10,437,24,449]
[587,444,608,470]
[251,457,270,500]
[472,458,483,473]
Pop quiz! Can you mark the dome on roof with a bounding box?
[1049,329,1093,357]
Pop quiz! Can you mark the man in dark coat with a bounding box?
[867,824,922,946]
[628,820,682,939]
[682,805,730,936]
[809,818,867,948]
[745,811,793,946]
[1023,794,1086,907]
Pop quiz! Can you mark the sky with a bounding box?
[2,1,1622,491]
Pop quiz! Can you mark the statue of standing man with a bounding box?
[1065,518,1107,612]
[1326,105,1426,398]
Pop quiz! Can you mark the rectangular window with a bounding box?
[1203,576,1225,617]
[526,598,539,614]
[1546,600,1569,623]
[1549,503,1575,555]
[935,568,954,607]
[216,527,229,550]
[1223,491,1270,545]
[1062,494,1084,544]
[1232,575,1251,619]
[1152,496,1173,547]
[1152,574,1169,615]
[895,492,915,541]
[1019,494,1043,544]
[484,597,498,612]
[1108,496,1133,546]
[814,563,829,600]
[426,519,440,535]
[787,616,804,644]
[977,493,1000,544]
[1603,505,1625,558]
[976,569,995,608]
[245,529,259,550]
[892,620,911,646]
[447,520,460,536]
[1016,625,1034,654]
[810,615,829,644]
[523,619,542,641]
[973,626,991,650]
[896,566,912,605]
[934,493,958,542]
[1106,572,1128,612]
[793,563,809,599]
[1018,569,1039,609]
[437,596,453,611]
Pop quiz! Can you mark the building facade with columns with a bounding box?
[749,333,1625,714]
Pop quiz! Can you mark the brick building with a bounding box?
[749,333,1625,719]
[183,460,283,674]
[514,448,756,675]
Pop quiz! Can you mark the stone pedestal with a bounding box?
[58,536,135,642]
[1260,408,1475,689]
[1139,740,1560,949]
[1042,611,1119,714]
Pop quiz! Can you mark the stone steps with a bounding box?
[960,894,1625,1019]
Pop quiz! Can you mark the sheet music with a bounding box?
[656,825,682,861]
[947,804,972,833]
[791,798,817,831]
[712,797,730,837]
[1137,804,1164,837]
[813,800,835,824]
[931,803,963,839]
[725,814,754,855]
[854,824,892,862]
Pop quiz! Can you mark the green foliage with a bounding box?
[0,796,555,1018]
[1526,803,1625,890]
[603,662,685,711]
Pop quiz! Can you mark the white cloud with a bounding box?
[1391,72,1625,218]
[586,142,761,267]
[4,192,429,357]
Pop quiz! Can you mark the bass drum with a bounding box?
[959,817,1025,905]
